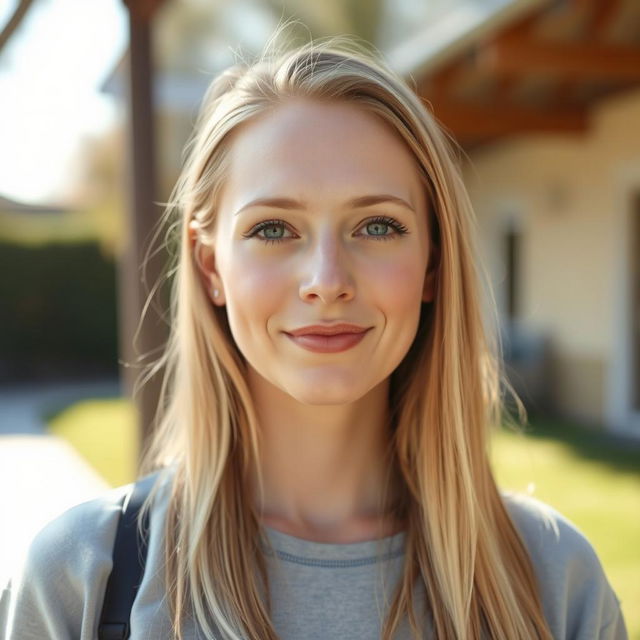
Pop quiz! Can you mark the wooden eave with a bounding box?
[412,0,640,149]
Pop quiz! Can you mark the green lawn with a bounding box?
[48,401,639,637]
[48,398,138,488]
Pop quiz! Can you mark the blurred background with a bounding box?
[0,0,639,634]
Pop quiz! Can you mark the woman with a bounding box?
[0,37,627,639]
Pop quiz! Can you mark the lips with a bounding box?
[287,323,369,337]
[284,324,371,353]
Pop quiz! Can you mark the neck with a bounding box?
[248,370,403,543]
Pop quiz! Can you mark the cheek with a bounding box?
[221,252,291,330]
[365,254,426,374]
[369,253,426,313]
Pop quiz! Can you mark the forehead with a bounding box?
[220,98,426,209]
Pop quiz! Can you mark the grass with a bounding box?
[48,398,138,488]
[48,401,639,637]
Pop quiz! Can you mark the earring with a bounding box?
[213,288,219,298]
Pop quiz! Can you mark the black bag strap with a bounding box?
[98,471,159,640]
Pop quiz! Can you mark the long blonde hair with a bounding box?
[139,34,552,640]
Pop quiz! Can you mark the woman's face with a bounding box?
[198,98,435,405]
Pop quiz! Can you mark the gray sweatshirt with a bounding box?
[0,472,627,639]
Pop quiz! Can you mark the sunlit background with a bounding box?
[1,0,639,635]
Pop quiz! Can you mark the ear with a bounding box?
[188,220,226,305]
[422,242,440,303]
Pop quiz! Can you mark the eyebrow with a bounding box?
[233,194,416,216]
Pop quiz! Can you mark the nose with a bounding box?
[298,231,355,304]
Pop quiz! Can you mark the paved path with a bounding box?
[0,379,120,588]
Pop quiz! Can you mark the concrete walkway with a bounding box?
[0,379,121,588]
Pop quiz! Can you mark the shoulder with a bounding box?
[20,469,172,576]
[29,484,127,567]
[0,484,128,639]
[502,491,628,639]
[1,471,172,639]
[502,491,596,571]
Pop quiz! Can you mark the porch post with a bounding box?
[120,0,167,463]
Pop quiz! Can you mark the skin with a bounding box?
[191,98,438,542]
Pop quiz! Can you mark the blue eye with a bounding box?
[360,216,409,240]
[243,220,294,244]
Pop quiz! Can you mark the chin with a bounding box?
[285,376,368,407]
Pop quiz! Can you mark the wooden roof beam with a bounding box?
[432,63,459,96]
[479,39,640,80]
[499,8,543,41]
[426,99,588,138]
[572,0,621,38]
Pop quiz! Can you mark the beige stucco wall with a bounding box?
[463,88,640,427]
